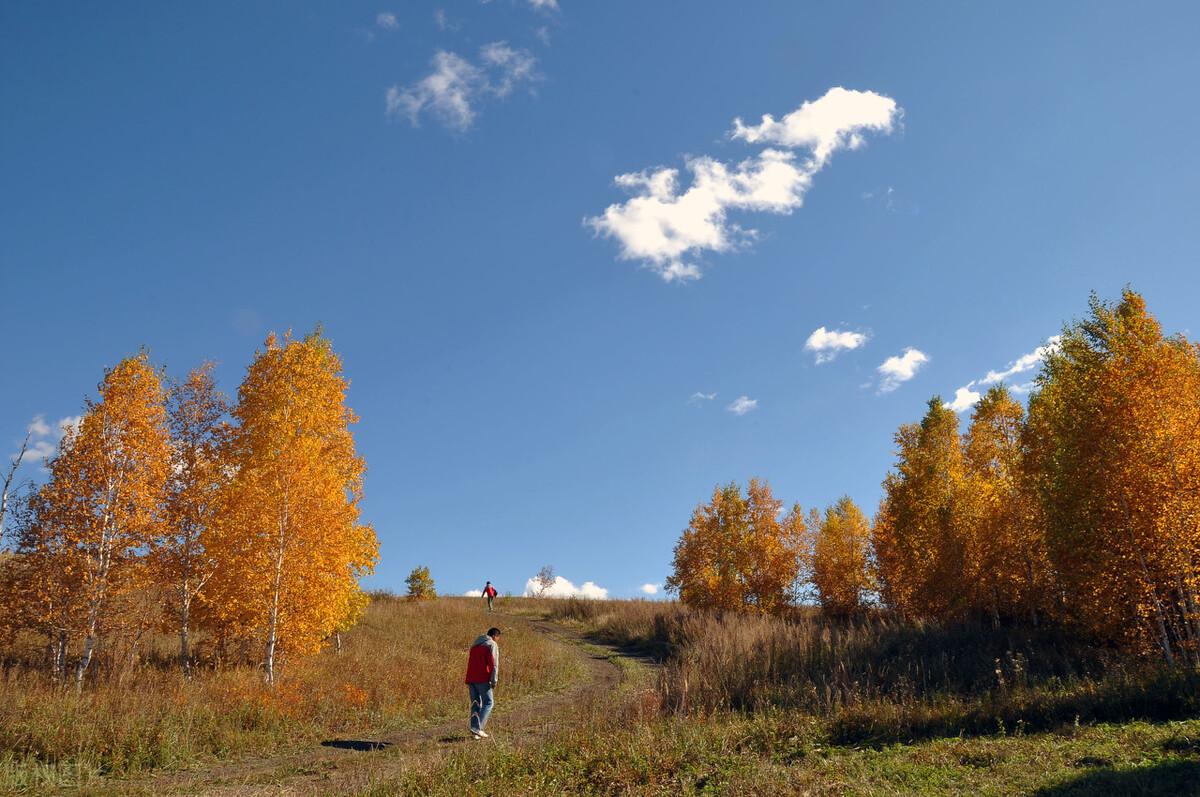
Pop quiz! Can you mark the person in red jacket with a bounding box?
[464,627,500,739]
[483,581,497,612]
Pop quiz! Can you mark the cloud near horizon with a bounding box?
[944,336,1063,413]
[805,326,870,364]
[640,583,661,596]
[586,87,901,281]
[523,575,608,599]
[877,348,929,393]
[387,42,540,132]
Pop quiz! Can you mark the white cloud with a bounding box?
[980,336,1062,385]
[688,392,716,404]
[479,42,538,98]
[386,43,540,132]
[640,583,660,596]
[943,337,1063,413]
[726,396,758,415]
[481,0,559,11]
[14,414,81,470]
[523,575,608,599]
[586,87,901,281]
[535,26,551,46]
[731,87,901,168]
[433,10,459,31]
[586,149,812,281]
[944,386,982,413]
[877,348,929,393]
[463,589,483,597]
[377,12,399,29]
[805,326,870,364]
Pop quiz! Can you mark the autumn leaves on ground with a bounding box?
[2,290,1200,795]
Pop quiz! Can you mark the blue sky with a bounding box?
[4,2,1199,599]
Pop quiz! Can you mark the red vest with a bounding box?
[464,641,495,683]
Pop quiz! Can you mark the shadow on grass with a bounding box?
[1031,760,1200,796]
[827,666,1200,747]
[320,740,392,752]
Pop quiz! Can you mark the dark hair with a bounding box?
[487,627,501,637]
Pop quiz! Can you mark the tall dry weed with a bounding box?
[564,599,1199,743]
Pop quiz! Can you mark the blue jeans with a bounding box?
[468,682,494,732]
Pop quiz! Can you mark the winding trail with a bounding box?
[124,615,647,796]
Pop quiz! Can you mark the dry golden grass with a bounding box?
[0,595,582,791]
[4,595,1196,795]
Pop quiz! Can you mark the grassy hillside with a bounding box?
[0,595,582,792]
[397,598,1200,795]
[2,595,1198,795]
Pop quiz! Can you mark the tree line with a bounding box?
[668,290,1200,667]
[0,329,378,689]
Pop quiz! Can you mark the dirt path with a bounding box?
[118,616,645,796]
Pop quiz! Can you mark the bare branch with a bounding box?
[0,429,32,548]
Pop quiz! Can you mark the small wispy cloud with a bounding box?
[586,87,901,281]
[980,336,1062,386]
[377,12,399,29]
[878,348,928,394]
[726,396,758,416]
[483,0,560,10]
[535,25,551,45]
[462,589,483,597]
[863,186,897,211]
[943,337,1062,412]
[688,392,716,404]
[479,42,538,97]
[805,326,870,364]
[640,583,661,596]
[14,414,81,470]
[386,42,541,132]
[523,575,608,599]
[434,9,459,31]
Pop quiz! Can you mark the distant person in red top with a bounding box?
[464,627,500,739]
[483,581,497,612]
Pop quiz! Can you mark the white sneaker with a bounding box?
[470,729,482,739]
[476,730,489,738]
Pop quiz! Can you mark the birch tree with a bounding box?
[207,329,378,683]
[805,496,874,615]
[667,479,806,615]
[1027,290,1200,664]
[159,363,230,676]
[873,397,972,622]
[963,384,1049,628]
[16,353,171,689]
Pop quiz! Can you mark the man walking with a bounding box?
[464,627,500,739]
[483,581,497,612]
